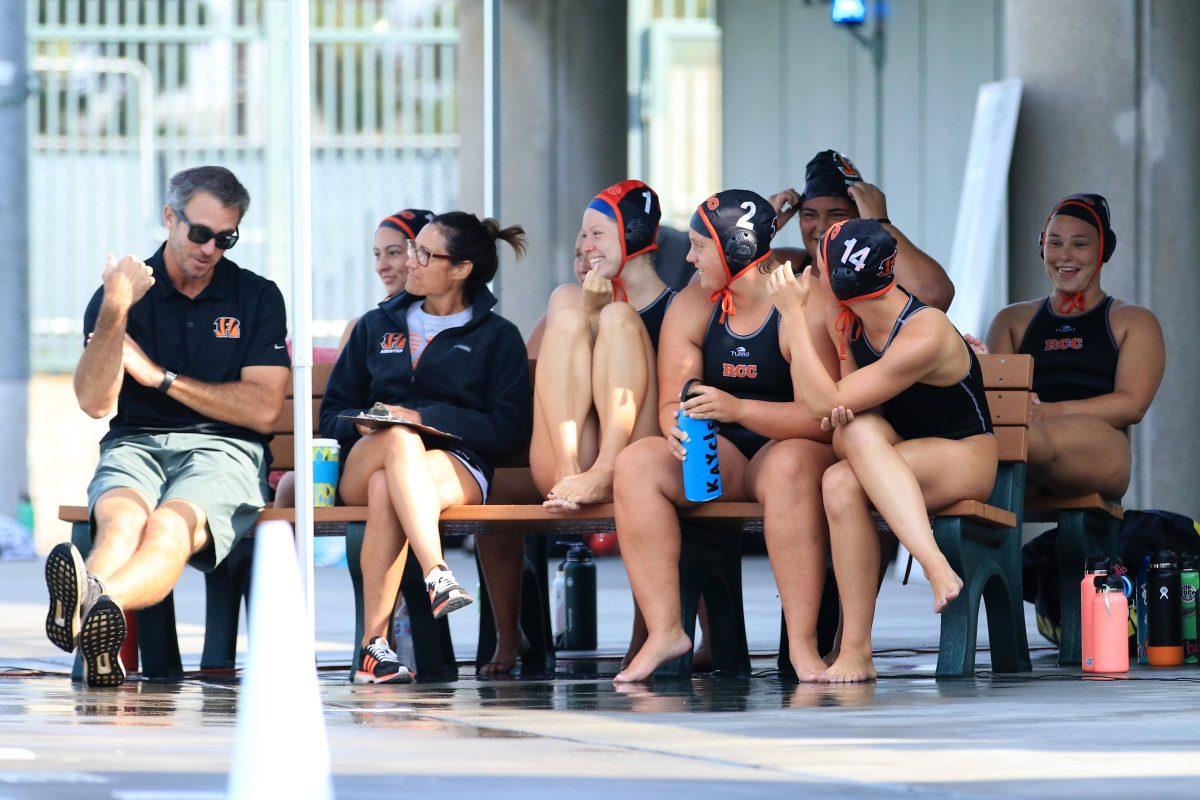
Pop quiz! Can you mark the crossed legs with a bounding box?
[822,414,997,682]
[89,488,210,611]
[340,427,481,647]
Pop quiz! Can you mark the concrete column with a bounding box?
[0,2,29,520]
[459,0,627,336]
[1005,0,1200,516]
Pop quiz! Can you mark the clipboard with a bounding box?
[340,403,461,441]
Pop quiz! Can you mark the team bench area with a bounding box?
[58,352,1125,682]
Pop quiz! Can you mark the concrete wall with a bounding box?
[718,0,1004,262]
[458,0,628,337]
[1006,0,1200,516]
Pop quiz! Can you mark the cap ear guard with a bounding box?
[724,228,758,269]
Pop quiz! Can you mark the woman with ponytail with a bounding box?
[981,193,1163,501]
[320,212,533,684]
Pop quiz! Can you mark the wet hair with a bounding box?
[165,166,250,221]
[432,211,527,290]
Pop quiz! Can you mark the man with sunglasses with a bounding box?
[45,166,290,687]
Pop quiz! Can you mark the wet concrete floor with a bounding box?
[3,556,1200,798]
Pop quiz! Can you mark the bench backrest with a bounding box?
[270,354,1034,475]
[977,353,1034,517]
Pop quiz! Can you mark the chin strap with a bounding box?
[611,274,629,303]
[834,306,861,361]
[710,287,736,324]
[1058,291,1086,314]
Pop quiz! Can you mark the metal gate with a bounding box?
[28,0,460,370]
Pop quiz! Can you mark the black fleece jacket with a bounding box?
[318,288,532,483]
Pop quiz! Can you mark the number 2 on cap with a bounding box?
[735,201,756,230]
[840,237,870,271]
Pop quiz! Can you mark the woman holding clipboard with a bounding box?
[319,212,532,684]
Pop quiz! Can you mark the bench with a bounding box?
[1024,493,1124,666]
[58,354,1036,682]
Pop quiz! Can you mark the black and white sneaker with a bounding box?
[354,637,413,685]
[79,595,127,688]
[45,542,90,652]
[426,567,473,619]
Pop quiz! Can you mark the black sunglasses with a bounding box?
[177,209,240,250]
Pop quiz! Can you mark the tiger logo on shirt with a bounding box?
[213,317,241,338]
[380,333,407,353]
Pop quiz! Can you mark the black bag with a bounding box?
[1021,509,1200,645]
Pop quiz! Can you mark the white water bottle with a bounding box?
[552,561,566,643]
[392,596,415,670]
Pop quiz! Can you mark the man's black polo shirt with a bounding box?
[82,243,291,446]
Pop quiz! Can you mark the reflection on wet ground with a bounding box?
[4,651,1200,799]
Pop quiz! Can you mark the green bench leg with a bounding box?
[70,520,185,682]
[474,535,554,675]
[662,520,749,679]
[199,536,254,671]
[934,516,1031,678]
[1055,509,1121,667]
[346,522,458,683]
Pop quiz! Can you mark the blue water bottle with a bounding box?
[677,379,722,503]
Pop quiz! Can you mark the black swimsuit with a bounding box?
[700,303,793,458]
[1017,296,1118,402]
[638,287,675,350]
[848,293,992,441]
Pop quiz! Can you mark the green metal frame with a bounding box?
[1050,509,1122,667]
[933,461,1032,678]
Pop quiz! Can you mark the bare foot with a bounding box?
[614,630,692,683]
[822,646,840,668]
[543,468,614,514]
[622,612,648,670]
[927,565,964,613]
[820,649,877,684]
[788,641,828,683]
[692,638,712,673]
[478,631,529,677]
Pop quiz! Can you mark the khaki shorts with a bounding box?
[86,432,269,572]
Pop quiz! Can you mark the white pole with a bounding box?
[289,0,316,635]
[483,0,501,301]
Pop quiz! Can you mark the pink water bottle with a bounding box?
[1091,573,1130,673]
[1081,558,1108,672]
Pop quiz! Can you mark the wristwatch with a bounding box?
[874,217,891,225]
[159,370,177,393]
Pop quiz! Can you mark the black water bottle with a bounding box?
[561,543,597,651]
[1147,550,1184,666]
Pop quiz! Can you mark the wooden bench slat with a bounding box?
[995,426,1027,463]
[63,497,1015,531]
[287,363,334,399]
[270,435,296,470]
[272,399,324,435]
[985,391,1032,426]
[936,499,1017,529]
[1024,493,1124,522]
[979,354,1033,391]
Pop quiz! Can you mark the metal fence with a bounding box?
[28,0,460,371]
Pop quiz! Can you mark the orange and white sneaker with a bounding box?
[354,637,413,685]
[425,567,473,619]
